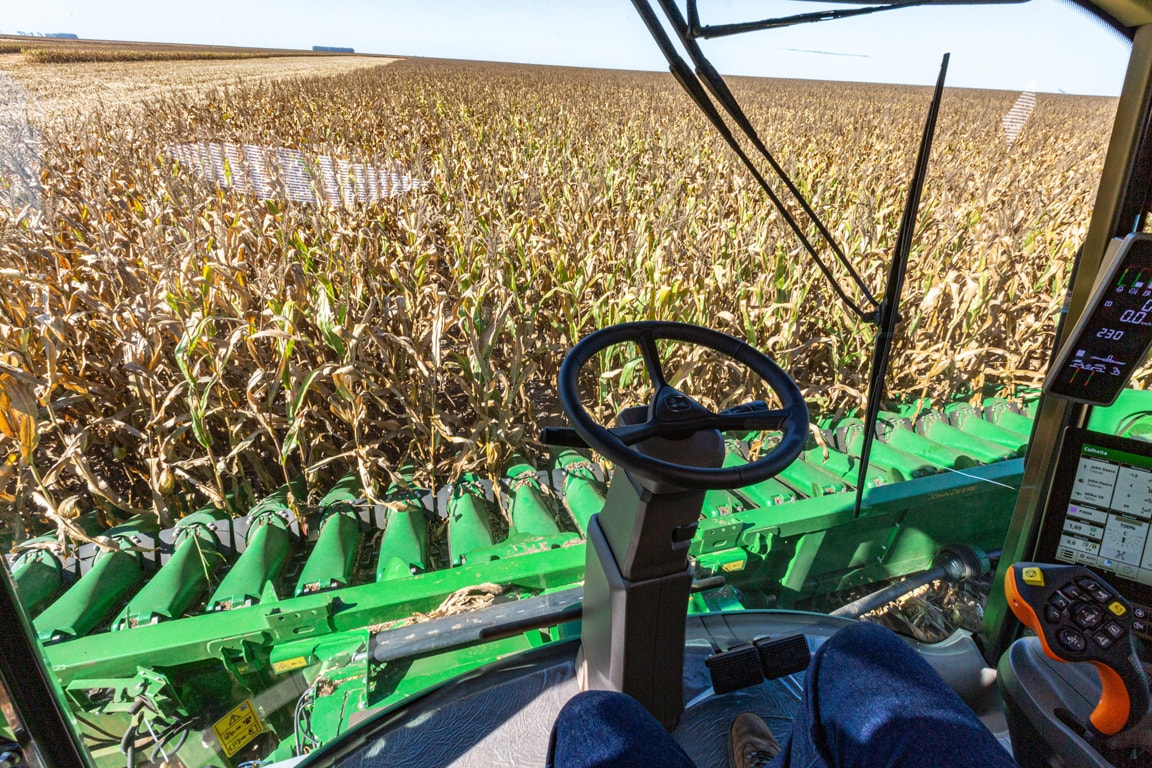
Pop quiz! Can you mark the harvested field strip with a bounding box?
[21,48,293,64]
[0,55,396,123]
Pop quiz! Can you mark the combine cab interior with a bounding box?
[3,2,1152,768]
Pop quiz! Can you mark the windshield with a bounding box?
[0,1,1136,766]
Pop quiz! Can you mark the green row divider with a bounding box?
[10,545,66,616]
[986,408,1034,435]
[32,517,157,643]
[722,448,795,507]
[34,549,142,644]
[918,413,1018,463]
[296,512,360,596]
[447,474,496,565]
[836,420,937,480]
[702,488,750,517]
[376,468,429,582]
[505,460,560,538]
[555,450,605,534]
[801,446,887,489]
[943,404,1029,454]
[206,479,303,611]
[462,462,581,562]
[876,412,980,469]
[775,458,849,498]
[113,510,224,629]
[296,473,364,596]
[207,517,290,611]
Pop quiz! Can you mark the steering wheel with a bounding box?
[558,321,809,490]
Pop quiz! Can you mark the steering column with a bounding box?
[557,321,808,728]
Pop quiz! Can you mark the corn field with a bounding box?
[0,58,1119,538]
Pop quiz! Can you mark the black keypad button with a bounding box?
[1090,588,1111,603]
[1058,627,1087,653]
[1134,606,1148,620]
[1078,578,1101,592]
[1104,622,1125,640]
[1073,602,1105,630]
[1049,592,1071,610]
[1062,585,1084,600]
[1134,620,1148,634]
[1045,605,1063,624]
[1092,631,1114,650]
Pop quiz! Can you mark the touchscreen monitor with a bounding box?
[1035,427,1152,615]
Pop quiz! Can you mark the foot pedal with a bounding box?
[706,634,812,694]
[706,643,764,694]
[754,634,811,679]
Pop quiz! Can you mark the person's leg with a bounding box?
[769,622,1019,768]
[546,690,697,768]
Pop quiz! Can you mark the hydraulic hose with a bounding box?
[829,546,992,619]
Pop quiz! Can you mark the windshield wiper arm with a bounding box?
[632,0,881,322]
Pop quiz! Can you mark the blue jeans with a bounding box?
[547,622,1020,768]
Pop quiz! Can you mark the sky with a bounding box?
[0,0,1135,95]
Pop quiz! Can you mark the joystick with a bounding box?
[1006,562,1150,736]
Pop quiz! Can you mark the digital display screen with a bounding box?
[1045,234,1152,405]
[1037,428,1152,607]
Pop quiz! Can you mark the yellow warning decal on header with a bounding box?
[272,656,309,674]
[212,699,264,757]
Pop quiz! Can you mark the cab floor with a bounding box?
[335,615,1011,768]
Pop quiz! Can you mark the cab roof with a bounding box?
[1079,0,1152,30]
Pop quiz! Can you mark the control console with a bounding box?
[1005,562,1149,735]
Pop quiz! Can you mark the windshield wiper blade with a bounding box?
[686,0,929,39]
[632,0,880,322]
[852,52,950,518]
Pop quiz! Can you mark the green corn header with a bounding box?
[7,392,1151,766]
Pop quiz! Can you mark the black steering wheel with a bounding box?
[558,321,809,490]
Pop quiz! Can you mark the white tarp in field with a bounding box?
[168,142,425,205]
[0,73,42,211]
[1002,91,1036,149]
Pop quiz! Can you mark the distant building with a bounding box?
[312,45,354,53]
